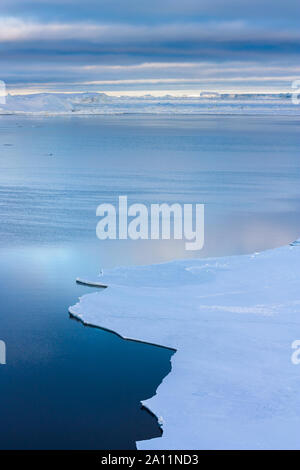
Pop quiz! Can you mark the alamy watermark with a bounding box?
[291,340,300,365]
[292,80,300,105]
[96,196,204,251]
[0,340,6,365]
[0,80,6,105]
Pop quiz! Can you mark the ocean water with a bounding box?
[0,114,299,448]
[0,114,299,263]
[0,248,174,449]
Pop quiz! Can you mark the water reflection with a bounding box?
[0,114,299,448]
[0,249,174,449]
[0,115,299,264]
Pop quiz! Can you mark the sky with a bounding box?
[0,0,300,95]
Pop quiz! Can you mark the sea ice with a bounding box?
[1,92,299,116]
[69,240,300,449]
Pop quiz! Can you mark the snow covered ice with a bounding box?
[1,92,299,115]
[69,240,300,449]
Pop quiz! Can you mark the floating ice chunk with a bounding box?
[70,239,300,449]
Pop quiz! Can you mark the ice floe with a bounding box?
[1,92,299,115]
[69,240,300,449]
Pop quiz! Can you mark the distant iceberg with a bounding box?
[0,92,299,115]
[70,239,300,449]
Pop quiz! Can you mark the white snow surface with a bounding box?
[1,92,299,115]
[69,240,300,449]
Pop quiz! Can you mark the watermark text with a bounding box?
[292,80,300,105]
[0,81,6,105]
[96,196,204,251]
[0,340,6,365]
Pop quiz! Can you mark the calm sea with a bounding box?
[0,114,299,448]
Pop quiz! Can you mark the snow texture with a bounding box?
[69,240,300,449]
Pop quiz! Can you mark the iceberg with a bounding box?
[1,92,299,115]
[69,240,300,449]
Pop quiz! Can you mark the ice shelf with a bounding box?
[69,240,300,449]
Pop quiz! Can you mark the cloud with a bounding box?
[0,16,299,73]
[3,58,299,95]
[0,3,299,93]
[0,17,299,44]
[1,0,299,23]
